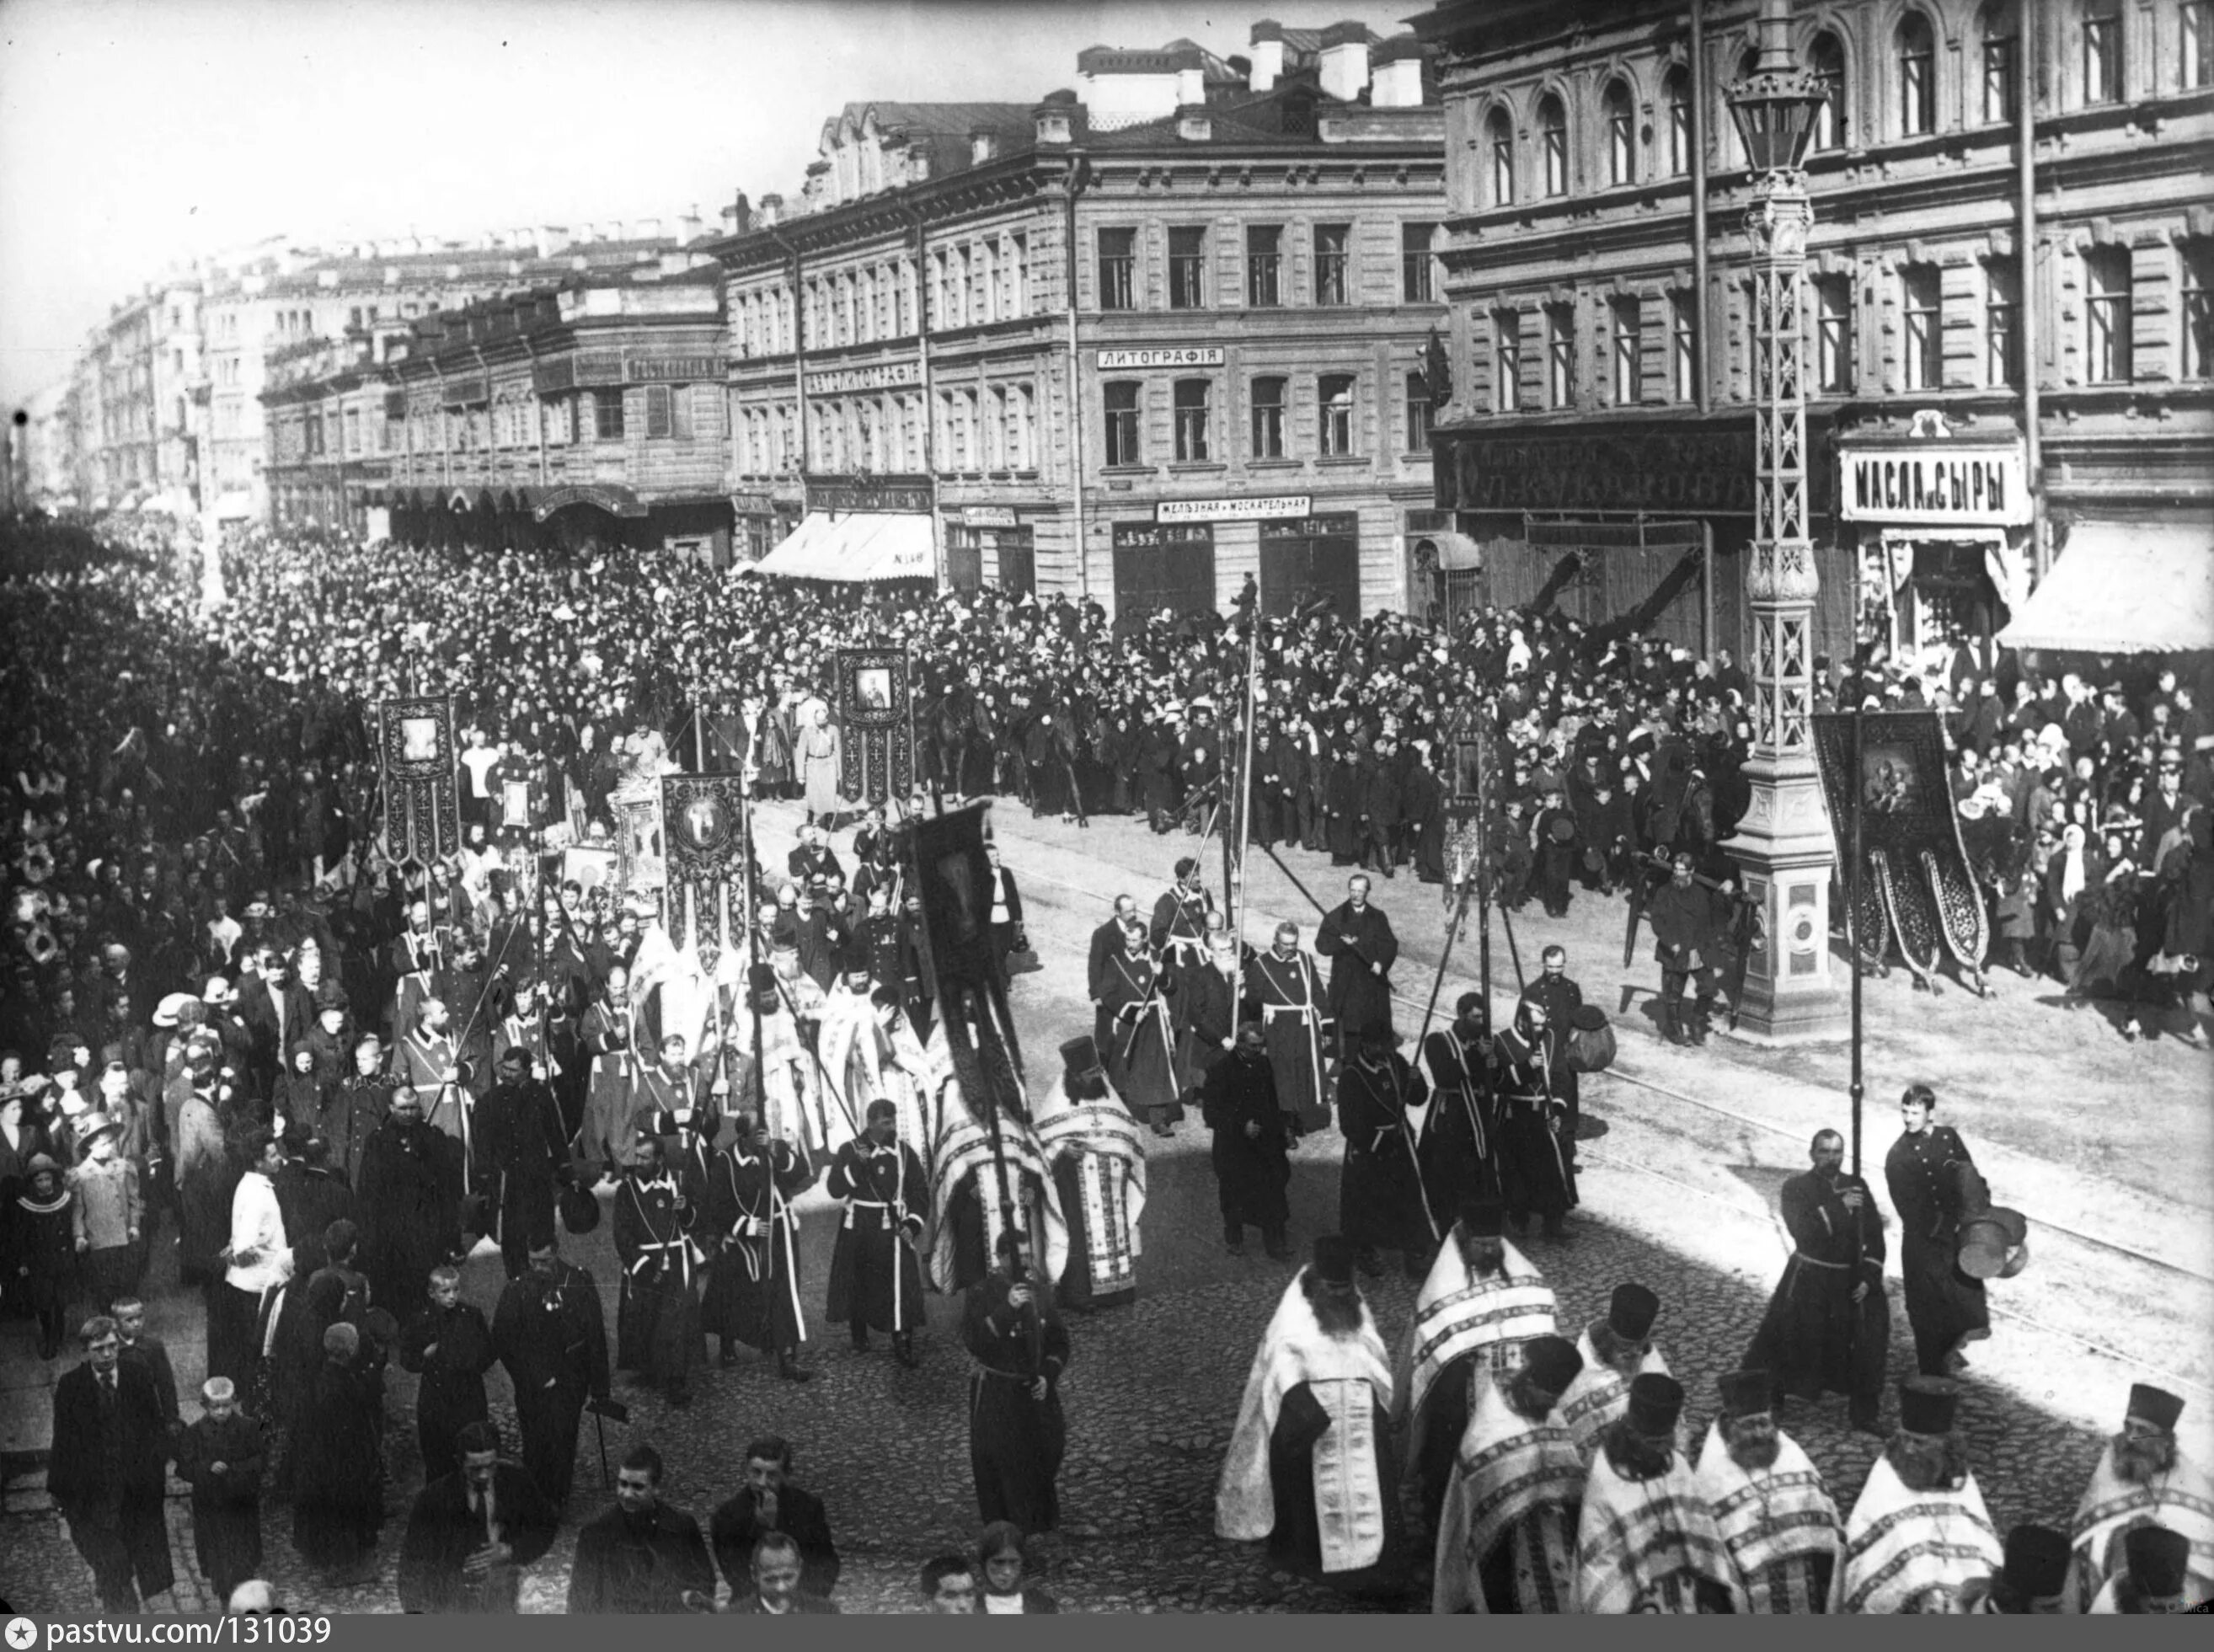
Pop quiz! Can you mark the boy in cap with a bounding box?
[176,1376,265,1606]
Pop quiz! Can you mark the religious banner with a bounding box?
[1812,710,1989,992]
[836,647,914,805]
[661,773,750,970]
[377,697,461,868]
[612,732,674,903]
[489,751,540,850]
[912,804,1031,1152]
[1442,714,1500,904]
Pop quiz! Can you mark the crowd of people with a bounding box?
[1,510,2207,1616]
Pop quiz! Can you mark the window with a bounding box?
[2086,248,2133,382]
[1980,3,2019,123]
[1984,259,2020,388]
[1538,94,1569,195]
[1897,13,1936,136]
[1494,310,1522,411]
[2083,3,2121,104]
[1816,276,1855,393]
[593,388,624,441]
[1665,70,1691,175]
[1902,265,1943,391]
[1246,225,1283,307]
[2185,245,2214,379]
[1670,291,1698,401]
[1173,379,1212,462]
[1610,297,1643,403]
[1401,223,1437,302]
[1488,109,1516,204]
[1318,374,1356,456]
[1544,305,1575,408]
[1097,227,1135,311]
[1602,80,1635,185]
[1104,382,1142,466]
[1809,33,1847,150]
[1010,235,1029,317]
[645,384,673,440]
[1250,376,1287,458]
[2189,3,2214,90]
[1169,227,1207,309]
[1314,224,1351,306]
[1404,371,1432,452]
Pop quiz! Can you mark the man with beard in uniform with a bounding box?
[1419,994,1500,1216]
[1217,1236,1404,1598]
[1336,1028,1431,1280]
[1575,1373,1745,1612]
[1431,1333,1586,1614]
[356,1084,465,1329]
[491,1227,609,1513]
[614,1135,703,1409]
[825,1099,929,1370]
[1150,857,1214,982]
[1086,895,1141,1059]
[1201,1024,1292,1260]
[1316,874,1397,1060]
[1743,1130,1888,1433]
[2067,1382,2211,1609]
[1693,1369,1843,1612]
[701,1104,816,1382]
[1398,1196,1557,1537]
[1882,1084,1989,1377]
[962,1230,1072,1535]
[472,1047,575,1281]
[1246,921,1329,1134]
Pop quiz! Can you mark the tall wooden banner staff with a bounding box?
[1228,595,1263,1029]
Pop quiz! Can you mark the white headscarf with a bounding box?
[2060,823,2087,906]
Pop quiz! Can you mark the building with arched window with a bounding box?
[1414,0,2212,668]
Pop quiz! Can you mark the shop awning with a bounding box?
[744,512,934,582]
[1998,521,2214,655]
[532,482,649,522]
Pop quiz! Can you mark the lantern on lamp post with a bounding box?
[1719,0,1846,1044]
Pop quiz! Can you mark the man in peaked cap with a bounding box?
[1575,1372,1745,1612]
[1396,1194,1557,1535]
[1835,1378,2003,1612]
[1031,1034,1147,1314]
[2088,1525,2202,1613]
[1431,1332,1586,1613]
[2067,1381,2211,1608]
[1693,1369,1842,1612]
[1559,1281,1670,1462]
[1217,1236,1404,1596]
[1960,1524,2076,1613]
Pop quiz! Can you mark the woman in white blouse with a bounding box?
[211,1130,291,1385]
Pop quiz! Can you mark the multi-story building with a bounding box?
[1412,0,2214,665]
[715,20,1452,618]
[268,246,732,558]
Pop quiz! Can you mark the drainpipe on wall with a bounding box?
[1690,0,1711,416]
[2018,1,2045,582]
[1064,151,1092,601]
[766,226,808,478]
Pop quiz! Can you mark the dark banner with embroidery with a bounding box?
[377,697,461,867]
[836,647,913,805]
[1812,710,1989,991]
[662,773,750,969]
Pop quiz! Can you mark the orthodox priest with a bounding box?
[1217,1236,1404,1597]
[962,1230,1072,1535]
[1834,1378,2003,1613]
[1033,1036,1147,1313]
[700,1108,816,1382]
[1430,1334,1586,1614]
[1575,1373,1745,1612]
[613,1136,702,1409]
[824,1099,928,1370]
[1560,1282,1671,1462]
[2067,1382,2211,1609]
[1693,1369,1843,1612]
[1244,922,1330,1134]
[1743,1129,1888,1432]
[1397,1196,1557,1533]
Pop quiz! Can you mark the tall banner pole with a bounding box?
[1230,605,1261,1015]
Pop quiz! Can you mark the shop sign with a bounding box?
[1155,495,1311,525]
[626,355,723,383]
[730,491,778,516]
[1839,445,2028,527]
[805,360,922,395]
[804,473,933,515]
[1099,346,1224,370]
[954,505,1018,527]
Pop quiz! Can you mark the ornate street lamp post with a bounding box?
[1722,0,1845,1042]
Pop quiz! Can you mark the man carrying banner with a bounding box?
[701,1104,816,1383]
[1430,1334,1586,1614]
[824,1099,928,1370]
[613,1135,703,1409]
[1033,1036,1147,1313]
[1397,1196,1557,1535]
[395,997,470,1173]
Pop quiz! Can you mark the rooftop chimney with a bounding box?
[1177,107,1211,142]
[756,194,783,228]
[1371,35,1426,108]
[907,144,932,182]
[971,128,998,166]
[1175,62,1206,107]
[1249,20,1284,91]
[1034,89,1080,147]
[1318,21,1372,102]
[632,217,661,241]
[679,205,703,242]
[534,225,571,256]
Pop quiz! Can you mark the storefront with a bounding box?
[1835,428,2030,670]
[730,489,800,564]
[944,505,1039,596]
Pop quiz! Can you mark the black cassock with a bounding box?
[613,1173,699,1387]
[1744,1168,1889,1427]
[1884,1124,1988,1375]
[962,1271,1072,1533]
[824,1141,928,1334]
[1335,1053,1428,1254]
[176,1411,264,1601]
[356,1120,465,1326]
[289,1361,383,1570]
[701,1138,816,1353]
[1315,899,1398,1048]
[1201,1052,1290,1233]
[1492,1024,1576,1226]
[472,1077,570,1278]
[1418,1028,1500,1216]
[398,1299,495,1482]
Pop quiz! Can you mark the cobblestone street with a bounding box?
[3,800,2202,1613]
